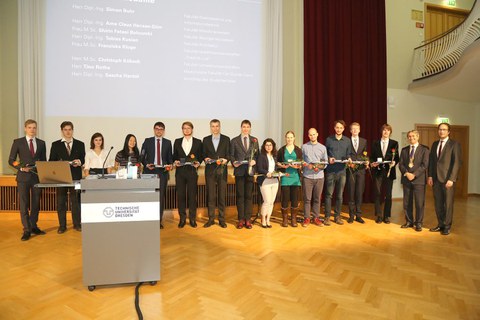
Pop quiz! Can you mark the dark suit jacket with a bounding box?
[173,137,203,176]
[202,134,230,177]
[370,139,399,180]
[141,136,173,175]
[49,139,86,180]
[230,135,259,176]
[256,153,278,186]
[349,137,367,173]
[428,139,462,183]
[399,144,429,185]
[8,137,47,183]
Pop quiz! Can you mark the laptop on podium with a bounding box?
[36,161,73,185]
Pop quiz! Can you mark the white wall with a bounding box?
[385,0,479,196]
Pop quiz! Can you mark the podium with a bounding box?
[80,178,160,291]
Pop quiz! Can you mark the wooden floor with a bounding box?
[1,197,479,320]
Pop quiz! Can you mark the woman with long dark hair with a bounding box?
[115,134,140,168]
[256,138,279,228]
[84,132,114,175]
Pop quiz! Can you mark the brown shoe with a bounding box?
[281,208,288,227]
[291,207,298,227]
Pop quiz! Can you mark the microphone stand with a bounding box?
[100,146,114,179]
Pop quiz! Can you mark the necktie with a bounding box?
[438,140,443,158]
[382,141,387,157]
[243,136,248,150]
[353,139,358,152]
[29,139,35,157]
[409,145,415,158]
[66,141,71,156]
[156,139,161,165]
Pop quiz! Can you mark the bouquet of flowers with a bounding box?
[247,138,258,176]
[302,161,328,172]
[348,151,369,172]
[12,160,37,175]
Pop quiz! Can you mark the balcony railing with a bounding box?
[412,1,480,81]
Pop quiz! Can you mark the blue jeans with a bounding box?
[324,171,346,218]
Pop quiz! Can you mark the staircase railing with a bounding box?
[411,1,480,81]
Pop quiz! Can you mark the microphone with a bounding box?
[100,146,114,179]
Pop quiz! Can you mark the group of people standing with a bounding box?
[8,118,461,241]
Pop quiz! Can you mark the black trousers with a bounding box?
[17,180,42,232]
[281,185,299,209]
[57,187,81,228]
[158,171,168,222]
[205,170,227,223]
[433,180,456,230]
[403,182,426,224]
[235,174,254,221]
[347,169,366,216]
[373,171,393,218]
[175,167,198,222]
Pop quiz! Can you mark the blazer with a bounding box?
[399,144,429,185]
[370,139,399,180]
[348,136,368,173]
[256,153,278,186]
[49,138,86,180]
[173,137,203,176]
[141,136,173,175]
[202,134,230,177]
[428,139,462,183]
[8,137,47,183]
[230,134,259,176]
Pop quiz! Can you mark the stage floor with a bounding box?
[1,197,479,319]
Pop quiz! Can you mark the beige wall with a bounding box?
[0,0,19,175]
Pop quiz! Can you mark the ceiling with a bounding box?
[408,40,480,103]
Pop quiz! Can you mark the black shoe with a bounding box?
[261,224,267,228]
[383,217,390,224]
[375,216,382,224]
[74,225,82,232]
[219,221,227,228]
[356,217,365,224]
[415,224,422,232]
[57,227,66,234]
[441,228,450,235]
[31,227,46,235]
[267,224,272,228]
[178,220,186,228]
[203,220,215,228]
[21,232,31,241]
[347,216,354,224]
[429,226,442,232]
[190,220,197,228]
[401,222,413,228]
[160,223,164,229]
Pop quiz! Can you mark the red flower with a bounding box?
[285,173,290,177]
[314,167,319,172]
[391,148,396,153]
[12,161,20,167]
[303,162,308,167]
[216,159,222,165]
[165,166,171,171]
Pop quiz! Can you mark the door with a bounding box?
[425,4,469,41]
[416,124,469,198]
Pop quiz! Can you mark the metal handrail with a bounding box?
[411,1,480,80]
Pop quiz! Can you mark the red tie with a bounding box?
[156,139,161,165]
[438,140,443,158]
[29,139,35,157]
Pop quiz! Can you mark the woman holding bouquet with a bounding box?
[115,134,140,168]
[256,138,279,228]
[277,131,302,227]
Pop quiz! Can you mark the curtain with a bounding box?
[18,0,44,136]
[304,0,387,201]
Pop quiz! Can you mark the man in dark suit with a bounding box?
[8,119,47,241]
[399,130,430,232]
[346,122,368,224]
[428,123,462,235]
[230,119,259,229]
[202,119,230,228]
[141,121,173,229]
[370,124,399,224]
[49,121,85,233]
[173,121,203,228]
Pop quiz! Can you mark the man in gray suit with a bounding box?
[428,123,462,235]
[399,130,429,232]
[8,119,47,241]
